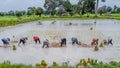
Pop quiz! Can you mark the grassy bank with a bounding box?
[1,59,120,68]
[0,14,120,27]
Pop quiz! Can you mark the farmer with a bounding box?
[91,38,99,45]
[42,39,49,48]
[108,37,113,45]
[71,37,78,45]
[18,37,28,46]
[33,36,40,44]
[1,38,10,46]
[60,38,66,47]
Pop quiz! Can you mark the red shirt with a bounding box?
[93,38,99,42]
[34,36,39,41]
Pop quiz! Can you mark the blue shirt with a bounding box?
[2,38,10,42]
[71,37,77,42]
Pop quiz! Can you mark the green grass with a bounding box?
[0,14,120,27]
[0,59,120,68]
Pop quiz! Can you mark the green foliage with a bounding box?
[82,59,87,66]
[41,60,47,67]
[90,59,94,65]
[0,14,120,27]
[83,0,96,13]
[8,11,15,16]
[109,61,118,66]
[52,61,58,66]
[51,10,56,16]
[35,8,43,16]
[15,11,23,17]
[63,0,72,12]
[44,0,57,14]
[107,6,112,12]
[87,58,91,63]
[27,7,36,15]
[0,60,120,68]
[69,12,74,16]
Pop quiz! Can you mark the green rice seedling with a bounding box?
[12,45,16,51]
[99,42,103,47]
[41,60,47,67]
[94,45,99,51]
[52,61,58,66]
[38,21,42,25]
[90,27,93,30]
[82,59,87,66]
[90,59,94,65]
[69,22,72,25]
[87,58,91,64]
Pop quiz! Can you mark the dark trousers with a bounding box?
[61,41,66,47]
[72,41,78,45]
[35,39,40,44]
[19,40,25,45]
[2,40,9,45]
[108,40,113,45]
[42,42,49,48]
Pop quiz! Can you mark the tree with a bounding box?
[83,0,96,17]
[98,5,107,15]
[84,0,95,13]
[95,0,105,17]
[78,0,84,16]
[35,7,44,16]
[63,0,72,12]
[44,0,72,16]
[112,5,118,13]
[8,10,15,16]
[27,10,32,15]
[27,7,36,15]
[77,0,95,17]
[15,11,23,17]
[71,4,82,16]
[113,5,118,11]
[0,12,7,16]
[69,12,74,16]
[44,0,57,15]
[51,10,56,16]
[20,11,26,15]
[56,5,66,16]
[117,8,120,13]
[106,6,112,12]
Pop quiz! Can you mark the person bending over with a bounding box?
[71,37,78,45]
[60,38,66,47]
[91,38,99,45]
[33,36,40,44]
[108,37,113,45]
[1,38,10,46]
[18,37,28,46]
[42,39,49,48]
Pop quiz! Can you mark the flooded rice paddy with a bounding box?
[0,19,120,66]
